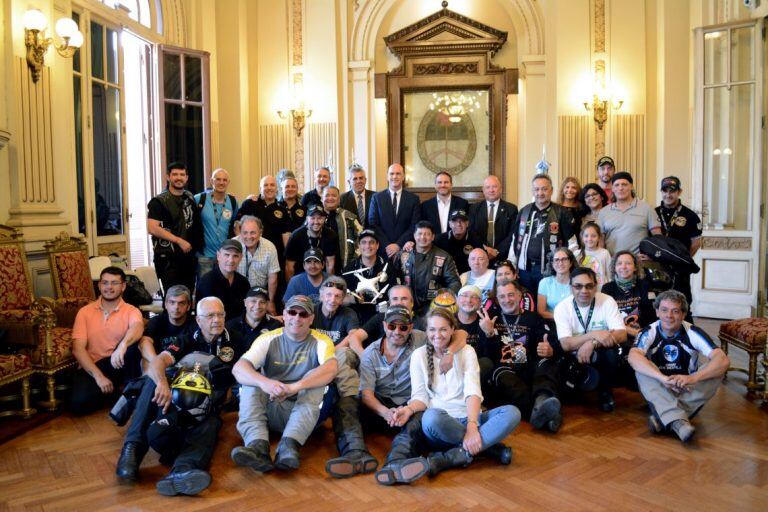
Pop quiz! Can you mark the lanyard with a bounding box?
[500,312,522,339]
[573,298,596,333]
[658,203,682,234]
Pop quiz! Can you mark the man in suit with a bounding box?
[420,171,469,234]
[368,163,421,258]
[468,175,518,261]
[340,164,374,228]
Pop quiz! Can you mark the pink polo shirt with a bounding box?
[71,298,143,363]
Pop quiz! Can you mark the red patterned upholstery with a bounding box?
[0,245,33,310]
[20,327,73,367]
[52,251,95,300]
[0,354,32,380]
[0,309,39,323]
[719,318,768,350]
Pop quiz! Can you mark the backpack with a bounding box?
[123,274,154,306]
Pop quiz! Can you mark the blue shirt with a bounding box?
[284,272,326,303]
[195,192,236,257]
[538,276,572,312]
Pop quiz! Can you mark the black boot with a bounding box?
[375,457,430,485]
[156,469,211,496]
[375,412,427,485]
[427,447,473,476]
[530,395,561,430]
[274,437,302,471]
[115,441,148,483]
[326,396,378,478]
[483,444,513,465]
[231,439,274,472]
[325,449,378,478]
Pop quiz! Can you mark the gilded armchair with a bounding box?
[44,231,95,327]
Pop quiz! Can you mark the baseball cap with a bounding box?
[660,176,681,191]
[303,248,324,262]
[321,275,347,292]
[384,305,413,324]
[458,285,482,298]
[219,239,243,253]
[284,295,314,315]
[307,205,327,217]
[358,229,378,242]
[245,287,269,299]
[611,171,634,185]
[597,156,615,168]
[449,209,469,221]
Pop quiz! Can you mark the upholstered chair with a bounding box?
[44,232,96,327]
[0,354,36,418]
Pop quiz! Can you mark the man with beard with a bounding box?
[301,166,332,208]
[598,172,662,255]
[488,280,563,432]
[454,285,495,380]
[434,209,484,274]
[284,249,328,303]
[420,172,469,234]
[195,239,250,321]
[322,186,362,274]
[285,205,338,281]
[342,229,394,324]
[226,287,283,346]
[147,162,201,292]
[596,156,616,202]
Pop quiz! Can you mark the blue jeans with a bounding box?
[421,405,521,451]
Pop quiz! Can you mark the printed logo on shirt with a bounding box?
[549,222,559,234]
[463,244,473,255]
[296,209,305,218]
[674,217,687,227]
[274,210,284,219]
[663,345,679,363]
[218,346,235,362]
[223,209,232,219]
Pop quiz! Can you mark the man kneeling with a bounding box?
[231,295,338,471]
[628,290,729,443]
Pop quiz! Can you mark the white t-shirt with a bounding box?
[581,248,612,290]
[554,292,626,339]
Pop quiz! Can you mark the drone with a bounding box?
[343,263,390,304]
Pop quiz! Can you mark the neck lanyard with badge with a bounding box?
[573,298,596,333]
[500,312,522,339]
[659,203,682,234]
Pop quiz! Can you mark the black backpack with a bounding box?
[123,274,154,306]
[639,235,700,274]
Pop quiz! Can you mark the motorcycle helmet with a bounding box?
[171,363,212,420]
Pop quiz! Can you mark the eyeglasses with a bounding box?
[386,323,411,332]
[571,283,596,290]
[584,192,600,199]
[199,312,225,319]
[322,281,346,291]
[552,257,570,263]
[285,309,311,318]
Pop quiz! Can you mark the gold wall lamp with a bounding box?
[583,90,623,130]
[23,9,83,83]
[277,104,312,137]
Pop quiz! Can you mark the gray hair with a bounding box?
[197,296,224,316]
[323,186,340,195]
[165,285,191,304]
[348,165,366,175]
[239,215,263,231]
[653,289,689,313]
[388,285,412,299]
[532,173,553,185]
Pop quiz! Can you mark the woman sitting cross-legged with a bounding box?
[395,308,521,478]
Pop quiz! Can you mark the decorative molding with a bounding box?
[558,115,593,188]
[701,237,752,251]
[291,0,303,66]
[384,5,507,45]
[413,62,478,75]
[594,0,606,53]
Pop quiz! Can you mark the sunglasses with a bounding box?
[322,281,346,291]
[285,309,311,318]
[386,323,411,332]
[571,283,596,290]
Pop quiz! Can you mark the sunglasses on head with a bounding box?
[322,281,346,291]
[285,309,311,318]
[386,323,411,332]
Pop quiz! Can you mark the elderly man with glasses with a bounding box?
[231,295,338,473]
[553,268,627,412]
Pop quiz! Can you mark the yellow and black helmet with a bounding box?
[429,289,458,316]
[171,363,212,418]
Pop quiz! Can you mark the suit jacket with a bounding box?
[340,189,374,227]
[420,195,470,234]
[368,188,421,248]
[468,199,518,256]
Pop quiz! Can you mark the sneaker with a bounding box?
[670,419,695,444]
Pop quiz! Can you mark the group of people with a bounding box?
[65,157,729,496]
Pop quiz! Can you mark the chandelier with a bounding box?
[429,91,483,123]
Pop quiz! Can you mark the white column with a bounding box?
[348,60,375,189]
[517,55,547,206]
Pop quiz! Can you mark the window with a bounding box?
[700,25,758,230]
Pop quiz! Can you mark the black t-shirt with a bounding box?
[225,314,282,346]
[655,203,702,251]
[342,256,394,324]
[488,308,559,373]
[301,190,322,209]
[195,266,251,321]
[601,280,657,330]
[235,198,291,253]
[279,200,307,233]
[144,311,197,354]
[312,304,360,345]
[434,231,484,274]
[456,316,494,360]
[285,226,339,275]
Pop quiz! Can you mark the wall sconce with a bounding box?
[583,90,623,130]
[277,105,312,137]
[23,9,83,83]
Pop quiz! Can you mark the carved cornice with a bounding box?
[701,237,752,251]
[413,62,478,75]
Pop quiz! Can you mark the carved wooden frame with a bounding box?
[382,4,516,199]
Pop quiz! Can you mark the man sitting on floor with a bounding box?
[71,266,144,415]
[137,285,196,369]
[231,295,338,472]
[628,290,729,444]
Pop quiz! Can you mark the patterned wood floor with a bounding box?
[1,323,766,511]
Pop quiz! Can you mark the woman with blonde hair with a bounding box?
[392,308,520,479]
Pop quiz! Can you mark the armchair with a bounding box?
[44,231,95,327]
[0,225,75,410]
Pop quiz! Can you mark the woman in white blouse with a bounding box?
[396,308,521,477]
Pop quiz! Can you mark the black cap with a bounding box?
[597,156,615,168]
[303,247,324,262]
[307,205,327,217]
[219,239,243,253]
[358,229,378,242]
[246,287,269,299]
[384,305,413,324]
[449,209,469,221]
[611,171,634,185]
[660,176,681,191]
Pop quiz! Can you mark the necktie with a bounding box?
[357,193,365,224]
[392,192,398,217]
[487,202,496,247]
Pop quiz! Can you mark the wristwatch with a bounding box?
[591,338,600,349]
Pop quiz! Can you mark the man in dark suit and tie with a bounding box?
[420,171,469,234]
[468,175,518,261]
[340,164,374,228]
[368,163,421,258]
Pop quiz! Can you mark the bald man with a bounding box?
[195,168,239,278]
[235,175,292,263]
[468,175,518,261]
[368,164,422,258]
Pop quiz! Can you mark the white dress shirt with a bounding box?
[437,195,452,233]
